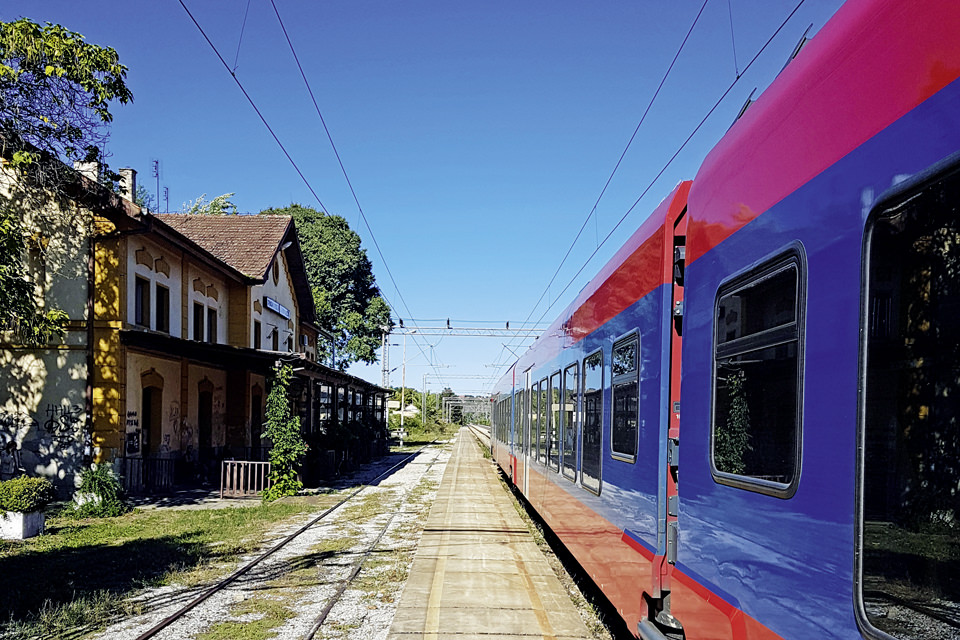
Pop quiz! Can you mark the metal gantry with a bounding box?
[442,395,491,423]
[379,321,548,389]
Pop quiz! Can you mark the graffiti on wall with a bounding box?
[125,410,139,454]
[168,401,180,434]
[43,404,84,446]
[0,410,38,441]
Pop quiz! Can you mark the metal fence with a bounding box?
[220,460,271,498]
[118,457,176,494]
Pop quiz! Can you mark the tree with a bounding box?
[134,184,155,211]
[0,18,132,180]
[261,204,392,369]
[182,192,237,215]
[0,18,132,345]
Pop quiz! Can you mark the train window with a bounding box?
[549,372,561,471]
[611,334,639,462]
[562,363,578,480]
[531,380,540,463]
[860,167,960,639]
[539,378,548,464]
[581,350,603,494]
[711,250,804,497]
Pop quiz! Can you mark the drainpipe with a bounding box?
[85,217,95,467]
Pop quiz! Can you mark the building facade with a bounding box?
[0,159,387,493]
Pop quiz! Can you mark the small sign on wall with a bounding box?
[126,431,140,455]
[264,296,291,319]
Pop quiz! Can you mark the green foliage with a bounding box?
[134,184,155,211]
[714,368,750,475]
[65,463,128,518]
[0,476,55,513]
[0,18,132,169]
[262,364,308,502]
[182,192,237,215]
[0,190,70,345]
[0,18,132,345]
[260,204,392,369]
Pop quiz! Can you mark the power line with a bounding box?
[490,0,810,388]
[267,0,446,386]
[518,0,710,337]
[177,0,330,213]
[178,0,445,386]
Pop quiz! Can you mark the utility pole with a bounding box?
[380,327,390,388]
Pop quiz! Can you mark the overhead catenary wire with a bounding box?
[489,0,710,377]
[177,0,330,214]
[178,0,445,385]
[490,0,811,388]
[232,0,252,73]
[267,0,449,387]
[520,0,711,331]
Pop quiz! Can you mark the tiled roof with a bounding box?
[155,214,293,279]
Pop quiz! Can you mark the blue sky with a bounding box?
[6,0,844,395]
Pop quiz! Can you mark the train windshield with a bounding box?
[862,168,960,638]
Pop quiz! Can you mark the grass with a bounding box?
[341,491,394,525]
[197,597,295,640]
[391,421,460,448]
[0,494,340,639]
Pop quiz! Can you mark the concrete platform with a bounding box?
[387,428,592,640]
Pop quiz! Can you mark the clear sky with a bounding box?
[6,0,844,396]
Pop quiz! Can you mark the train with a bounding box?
[489,1,960,638]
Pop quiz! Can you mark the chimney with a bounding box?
[118,168,137,203]
[72,161,99,182]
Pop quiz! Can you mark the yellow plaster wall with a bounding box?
[92,236,126,460]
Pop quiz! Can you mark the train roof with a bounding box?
[495,0,960,394]
[687,0,960,264]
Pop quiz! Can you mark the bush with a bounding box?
[65,464,128,519]
[0,476,55,513]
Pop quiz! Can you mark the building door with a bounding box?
[141,386,162,457]
[198,379,214,455]
[251,385,263,460]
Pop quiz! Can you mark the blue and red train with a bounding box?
[489,1,960,638]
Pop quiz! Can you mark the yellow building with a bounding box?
[1,158,388,493]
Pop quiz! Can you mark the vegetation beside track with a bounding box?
[390,420,460,448]
[0,494,340,639]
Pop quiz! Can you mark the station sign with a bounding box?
[264,296,291,319]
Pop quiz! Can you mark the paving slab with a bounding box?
[387,429,592,640]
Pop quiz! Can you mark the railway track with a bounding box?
[466,423,490,448]
[128,444,446,640]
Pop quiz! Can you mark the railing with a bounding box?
[220,460,271,499]
[118,457,176,494]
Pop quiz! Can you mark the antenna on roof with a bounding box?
[152,160,160,213]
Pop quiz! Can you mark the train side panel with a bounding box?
[677,1,960,638]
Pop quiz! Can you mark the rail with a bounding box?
[134,444,435,640]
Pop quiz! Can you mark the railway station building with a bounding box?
[0,153,388,494]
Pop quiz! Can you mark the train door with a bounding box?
[859,163,960,637]
[522,368,531,496]
[643,208,686,638]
